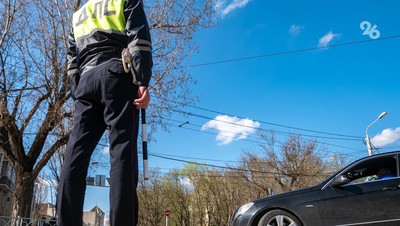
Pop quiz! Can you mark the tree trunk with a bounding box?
[12,171,35,219]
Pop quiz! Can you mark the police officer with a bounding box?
[57,0,152,225]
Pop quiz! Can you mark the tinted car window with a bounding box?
[342,155,398,184]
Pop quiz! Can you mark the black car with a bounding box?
[231,151,400,226]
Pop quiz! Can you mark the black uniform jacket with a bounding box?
[67,0,153,97]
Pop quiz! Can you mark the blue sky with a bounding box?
[76,0,400,220]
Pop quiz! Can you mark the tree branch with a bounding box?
[32,132,70,178]
[0,100,25,162]
[74,0,81,12]
[0,0,20,49]
[0,125,18,166]
[11,57,29,118]
[26,106,57,165]
[150,24,186,29]
[20,92,51,133]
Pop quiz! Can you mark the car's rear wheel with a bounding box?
[257,209,302,226]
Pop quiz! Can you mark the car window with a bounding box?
[342,155,398,185]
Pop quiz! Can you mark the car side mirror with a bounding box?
[331,175,350,187]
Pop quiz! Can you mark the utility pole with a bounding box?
[365,112,387,156]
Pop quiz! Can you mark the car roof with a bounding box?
[356,150,400,161]
[319,150,400,186]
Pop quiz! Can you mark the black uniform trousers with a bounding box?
[57,60,139,226]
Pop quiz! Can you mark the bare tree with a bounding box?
[145,0,217,135]
[0,0,216,218]
[134,133,349,226]
[248,132,330,193]
[0,0,22,49]
[0,0,73,217]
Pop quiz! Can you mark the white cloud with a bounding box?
[104,217,110,226]
[101,146,110,155]
[215,0,251,17]
[289,25,304,36]
[180,177,193,187]
[371,127,400,147]
[318,31,339,47]
[214,0,226,10]
[201,115,260,145]
[104,210,110,226]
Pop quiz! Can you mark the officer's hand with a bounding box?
[134,86,150,109]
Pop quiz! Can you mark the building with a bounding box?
[0,149,47,219]
[83,206,105,226]
[37,203,56,218]
[0,150,16,216]
[36,203,57,225]
[86,175,107,187]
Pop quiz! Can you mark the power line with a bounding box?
[163,118,363,156]
[97,126,357,170]
[154,106,364,146]
[4,35,399,89]
[5,35,399,76]
[168,35,400,71]
[149,153,333,177]
[98,116,363,164]
[141,171,280,180]
[89,152,334,177]
[376,145,400,150]
[159,111,361,141]
[161,117,260,144]
[154,97,363,139]
[92,163,330,180]
[138,169,321,181]
[164,121,364,156]
[151,150,237,163]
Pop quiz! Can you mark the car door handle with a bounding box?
[383,185,400,190]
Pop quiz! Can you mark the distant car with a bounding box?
[231,151,400,226]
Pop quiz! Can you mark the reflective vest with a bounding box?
[67,0,152,92]
[72,0,126,40]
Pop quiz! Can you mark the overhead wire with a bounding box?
[154,97,363,139]
[3,34,397,140]
[97,128,358,171]
[149,153,333,177]
[154,106,362,141]
[160,116,260,144]
[4,35,399,75]
[163,35,400,71]
[160,117,365,154]
[4,34,397,174]
[159,111,362,141]
[94,118,364,170]
[89,151,334,177]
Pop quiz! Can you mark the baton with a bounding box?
[122,48,149,180]
[141,108,149,180]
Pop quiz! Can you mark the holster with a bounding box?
[121,48,138,85]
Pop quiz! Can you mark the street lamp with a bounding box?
[365,112,387,156]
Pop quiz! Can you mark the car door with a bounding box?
[318,154,400,225]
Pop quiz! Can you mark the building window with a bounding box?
[1,161,11,179]
[1,193,7,208]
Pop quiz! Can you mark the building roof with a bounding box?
[90,205,105,215]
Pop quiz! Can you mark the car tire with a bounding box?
[257,209,302,226]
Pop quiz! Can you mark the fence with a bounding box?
[0,216,57,226]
